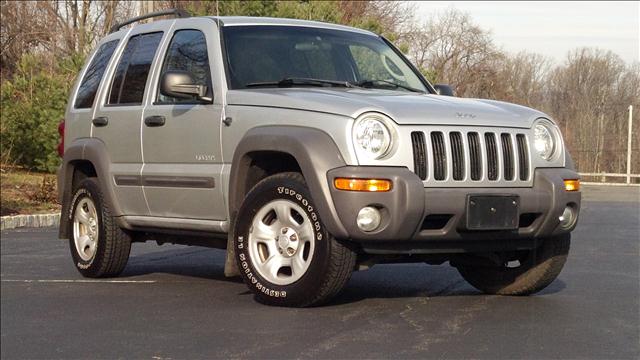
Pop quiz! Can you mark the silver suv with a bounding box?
[58,10,581,307]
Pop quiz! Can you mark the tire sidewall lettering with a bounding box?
[69,188,90,220]
[274,185,323,242]
[236,235,286,298]
[236,182,326,301]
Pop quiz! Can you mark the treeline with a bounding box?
[1,0,638,177]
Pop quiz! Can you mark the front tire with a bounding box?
[233,172,356,307]
[68,178,131,277]
[455,234,571,295]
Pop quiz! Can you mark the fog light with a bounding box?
[559,206,576,228]
[357,206,381,232]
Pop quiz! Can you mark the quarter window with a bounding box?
[74,40,119,109]
[157,29,212,103]
[108,32,163,105]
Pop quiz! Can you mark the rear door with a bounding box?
[141,18,226,220]
[66,35,121,151]
[91,23,166,216]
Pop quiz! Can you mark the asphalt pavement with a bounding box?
[1,185,639,359]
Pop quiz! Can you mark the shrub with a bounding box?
[1,53,81,172]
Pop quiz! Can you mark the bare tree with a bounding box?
[408,8,501,96]
[547,48,633,173]
[493,51,552,108]
[1,0,135,77]
[1,1,56,78]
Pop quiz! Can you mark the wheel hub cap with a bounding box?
[73,197,99,262]
[247,199,315,286]
[277,227,299,257]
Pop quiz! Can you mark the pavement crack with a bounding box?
[399,303,424,332]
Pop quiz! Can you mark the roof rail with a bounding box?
[109,8,191,34]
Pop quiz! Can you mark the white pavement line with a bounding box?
[1,279,156,283]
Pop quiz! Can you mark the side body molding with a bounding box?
[228,126,350,239]
[58,138,123,239]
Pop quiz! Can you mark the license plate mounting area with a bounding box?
[466,195,519,231]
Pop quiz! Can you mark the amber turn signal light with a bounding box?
[564,179,580,191]
[334,178,392,192]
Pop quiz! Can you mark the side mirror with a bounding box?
[434,84,454,97]
[160,71,209,100]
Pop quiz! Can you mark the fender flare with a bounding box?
[58,138,123,239]
[228,126,350,239]
[564,150,576,172]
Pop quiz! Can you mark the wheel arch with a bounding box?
[58,138,122,239]
[228,126,349,239]
[224,126,350,277]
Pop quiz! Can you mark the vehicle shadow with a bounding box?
[118,245,567,303]
[330,264,567,305]
[119,245,243,283]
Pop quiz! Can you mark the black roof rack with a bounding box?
[109,8,191,34]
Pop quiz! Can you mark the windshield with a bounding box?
[222,25,430,93]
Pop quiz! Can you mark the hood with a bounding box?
[226,88,547,128]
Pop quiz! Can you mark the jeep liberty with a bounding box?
[58,10,581,307]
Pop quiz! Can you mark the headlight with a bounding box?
[533,119,557,160]
[352,113,393,159]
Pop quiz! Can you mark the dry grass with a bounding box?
[1,166,60,216]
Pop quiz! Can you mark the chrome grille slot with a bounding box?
[501,133,515,181]
[431,132,446,180]
[485,133,498,180]
[450,132,464,180]
[411,131,427,180]
[517,134,529,180]
[468,132,482,181]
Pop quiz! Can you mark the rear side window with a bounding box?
[74,40,119,109]
[157,30,212,104]
[108,32,163,105]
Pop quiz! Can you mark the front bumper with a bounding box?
[327,166,581,254]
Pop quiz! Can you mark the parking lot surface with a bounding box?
[1,186,639,359]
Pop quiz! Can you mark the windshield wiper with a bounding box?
[356,79,425,93]
[246,77,356,88]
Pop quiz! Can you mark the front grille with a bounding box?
[485,133,499,180]
[450,132,464,180]
[411,132,427,180]
[411,129,531,184]
[431,132,446,180]
[516,134,529,180]
[468,132,482,181]
[501,133,515,181]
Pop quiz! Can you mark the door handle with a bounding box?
[92,117,108,127]
[144,115,166,127]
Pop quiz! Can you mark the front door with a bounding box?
[141,19,226,220]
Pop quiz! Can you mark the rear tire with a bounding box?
[233,172,356,307]
[68,178,131,277]
[455,234,570,295]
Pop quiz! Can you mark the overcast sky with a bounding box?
[411,1,640,65]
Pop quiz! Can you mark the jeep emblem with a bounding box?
[456,112,477,118]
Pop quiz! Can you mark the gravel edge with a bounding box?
[1,213,61,230]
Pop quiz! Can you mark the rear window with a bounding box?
[74,40,119,109]
[108,32,163,105]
